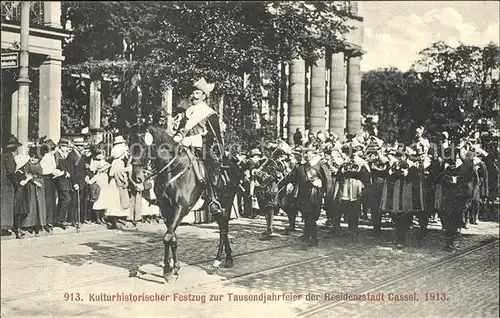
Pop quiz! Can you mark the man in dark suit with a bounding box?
[53,138,73,229]
[67,138,88,225]
[293,128,303,147]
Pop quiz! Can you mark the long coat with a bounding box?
[1,151,17,230]
[53,150,72,191]
[107,158,131,217]
[280,159,333,219]
[14,162,47,228]
[380,166,424,214]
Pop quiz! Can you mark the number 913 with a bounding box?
[64,292,82,301]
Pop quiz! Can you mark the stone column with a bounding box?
[346,55,362,135]
[350,0,359,15]
[17,1,31,155]
[162,87,174,134]
[38,56,62,143]
[89,78,102,142]
[43,2,62,28]
[10,89,18,137]
[329,52,346,138]
[287,57,306,145]
[310,57,327,135]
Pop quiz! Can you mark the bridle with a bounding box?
[130,130,194,188]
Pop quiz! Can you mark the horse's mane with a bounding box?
[146,125,175,146]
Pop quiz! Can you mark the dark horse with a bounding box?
[126,124,244,282]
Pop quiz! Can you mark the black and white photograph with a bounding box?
[1,1,498,317]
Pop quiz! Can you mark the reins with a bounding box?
[142,143,193,189]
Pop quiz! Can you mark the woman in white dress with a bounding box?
[141,180,161,223]
[87,155,111,224]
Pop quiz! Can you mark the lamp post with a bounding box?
[17,1,31,155]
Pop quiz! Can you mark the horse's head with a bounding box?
[125,122,178,184]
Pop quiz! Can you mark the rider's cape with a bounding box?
[176,101,223,150]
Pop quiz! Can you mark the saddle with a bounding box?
[183,147,229,188]
[184,147,208,185]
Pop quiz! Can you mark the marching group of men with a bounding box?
[239,126,495,252]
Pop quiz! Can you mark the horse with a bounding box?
[125,124,244,282]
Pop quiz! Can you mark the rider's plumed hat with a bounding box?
[193,77,215,96]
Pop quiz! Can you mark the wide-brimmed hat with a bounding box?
[248,148,262,157]
[3,135,22,149]
[14,154,30,171]
[96,160,111,172]
[113,136,126,145]
[192,77,215,96]
[58,138,70,147]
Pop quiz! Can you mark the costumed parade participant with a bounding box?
[173,78,225,217]
[279,146,333,247]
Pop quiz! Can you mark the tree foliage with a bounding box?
[362,41,499,144]
[61,1,352,141]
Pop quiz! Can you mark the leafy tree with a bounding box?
[412,41,499,140]
[362,41,499,144]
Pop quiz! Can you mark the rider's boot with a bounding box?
[205,166,224,217]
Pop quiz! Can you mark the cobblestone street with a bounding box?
[1,214,498,317]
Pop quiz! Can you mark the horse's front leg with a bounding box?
[222,215,233,268]
[213,214,224,269]
[163,205,185,282]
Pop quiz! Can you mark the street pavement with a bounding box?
[1,213,498,318]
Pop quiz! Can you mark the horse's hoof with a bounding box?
[224,259,234,268]
[163,270,179,283]
[212,260,222,269]
[259,233,273,241]
[284,227,295,235]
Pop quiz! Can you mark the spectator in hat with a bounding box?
[243,148,263,218]
[39,139,57,228]
[21,147,47,234]
[87,155,111,225]
[12,154,31,238]
[53,138,73,229]
[1,135,22,234]
[293,128,303,147]
[107,141,132,228]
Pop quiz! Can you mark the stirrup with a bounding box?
[210,200,222,210]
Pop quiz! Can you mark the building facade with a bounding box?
[1,1,69,149]
[282,0,364,144]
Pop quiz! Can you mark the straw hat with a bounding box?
[96,160,111,172]
[73,137,85,145]
[113,136,126,145]
[14,154,30,171]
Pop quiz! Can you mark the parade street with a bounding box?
[1,215,498,318]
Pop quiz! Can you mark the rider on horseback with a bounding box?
[172,78,225,216]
